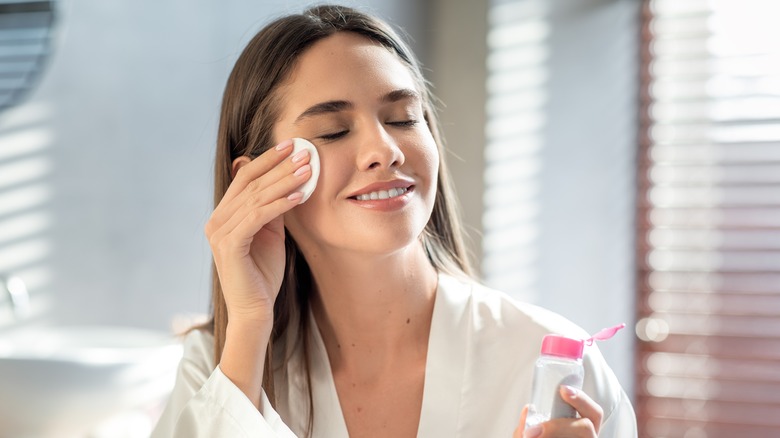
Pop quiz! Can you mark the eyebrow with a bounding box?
[383,88,420,104]
[293,88,420,124]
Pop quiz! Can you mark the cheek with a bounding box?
[416,139,440,184]
[312,150,349,199]
[426,146,440,175]
[282,199,321,244]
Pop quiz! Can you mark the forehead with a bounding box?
[276,32,419,117]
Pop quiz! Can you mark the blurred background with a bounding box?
[1,0,778,437]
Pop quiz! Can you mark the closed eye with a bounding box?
[319,120,417,141]
[320,130,349,141]
[388,120,418,127]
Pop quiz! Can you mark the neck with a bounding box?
[304,242,439,377]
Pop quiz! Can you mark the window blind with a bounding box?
[483,0,548,302]
[637,1,780,437]
[0,1,55,113]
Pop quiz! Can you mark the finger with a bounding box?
[231,194,300,247]
[210,164,311,243]
[210,149,311,231]
[222,139,294,203]
[212,192,303,262]
[560,386,603,434]
[513,405,528,438]
[538,417,596,438]
[217,159,311,227]
[239,143,311,200]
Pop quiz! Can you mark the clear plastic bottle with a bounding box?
[525,334,585,428]
[525,324,625,429]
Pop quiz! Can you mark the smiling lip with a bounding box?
[347,180,415,211]
[347,179,415,199]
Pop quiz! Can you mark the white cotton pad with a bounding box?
[292,137,320,204]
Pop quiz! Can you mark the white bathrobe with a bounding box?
[152,274,637,437]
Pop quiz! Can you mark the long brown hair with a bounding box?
[206,3,473,430]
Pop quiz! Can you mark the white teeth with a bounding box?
[356,187,408,201]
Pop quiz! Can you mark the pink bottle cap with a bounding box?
[540,323,626,360]
[541,335,584,359]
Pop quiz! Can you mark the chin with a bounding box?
[288,207,432,257]
[330,224,427,258]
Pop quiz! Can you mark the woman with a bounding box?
[152,5,636,438]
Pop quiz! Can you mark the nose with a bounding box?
[356,122,405,171]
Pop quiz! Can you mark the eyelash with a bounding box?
[389,119,419,127]
[319,120,419,141]
[320,131,348,141]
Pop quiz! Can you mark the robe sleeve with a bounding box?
[598,388,638,438]
[580,345,638,438]
[150,330,297,438]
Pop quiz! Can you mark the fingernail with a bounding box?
[562,385,578,397]
[523,425,543,438]
[291,149,309,163]
[287,192,303,202]
[294,164,311,177]
[275,140,293,151]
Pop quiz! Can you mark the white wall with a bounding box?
[0,0,429,331]
[430,0,640,396]
[536,0,639,396]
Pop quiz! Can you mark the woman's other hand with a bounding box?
[513,386,603,438]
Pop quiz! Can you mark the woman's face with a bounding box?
[274,32,439,258]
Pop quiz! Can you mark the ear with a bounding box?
[231,155,252,179]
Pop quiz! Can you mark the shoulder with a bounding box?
[437,274,635,433]
[435,272,595,382]
[438,273,590,341]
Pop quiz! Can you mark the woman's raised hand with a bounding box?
[513,386,604,438]
[204,139,312,325]
[205,139,312,407]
